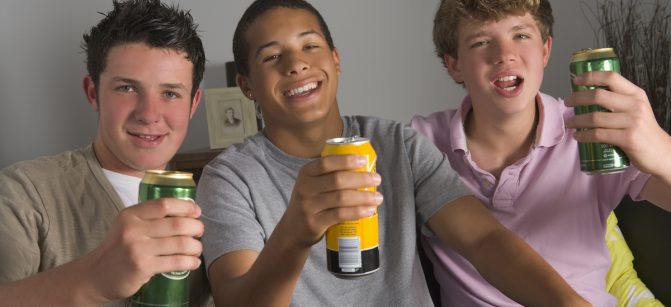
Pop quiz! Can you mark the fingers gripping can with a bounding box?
[321,136,380,278]
[130,170,196,307]
[570,47,630,174]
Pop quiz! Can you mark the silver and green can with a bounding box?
[129,170,196,307]
[570,47,630,174]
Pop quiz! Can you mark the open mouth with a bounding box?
[493,75,523,92]
[128,132,163,142]
[284,81,320,97]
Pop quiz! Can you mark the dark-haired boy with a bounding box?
[0,0,209,305]
[411,0,671,305]
[197,0,589,306]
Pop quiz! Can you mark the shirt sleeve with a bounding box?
[598,166,651,212]
[0,168,43,281]
[196,157,266,272]
[403,125,472,226]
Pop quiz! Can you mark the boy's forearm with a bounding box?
[639,133,671,211]
[0,255,108,306]
[641,176,671,212]
[211,217,312,307]
[470,229,590,307]
[650,134,671,187]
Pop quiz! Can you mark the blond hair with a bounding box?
[433,0,554,59]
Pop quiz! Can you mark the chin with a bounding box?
[132,155,170,172]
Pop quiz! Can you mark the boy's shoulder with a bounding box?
[538,92,574,122]
[1,146,93,182]
[208,133,266,164]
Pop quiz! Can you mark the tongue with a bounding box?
[494,78,522,88]
[495,79,519,89]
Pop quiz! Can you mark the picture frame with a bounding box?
[204,87,259,149]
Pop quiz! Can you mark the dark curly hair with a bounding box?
[232,0,335,77]
[82,0,205,98]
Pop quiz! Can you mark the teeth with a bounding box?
[286,82,318,97]
[498,75,517,82]
[503,86,516,91]
[136,134,158,140]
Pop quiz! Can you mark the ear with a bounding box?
[542,36,553,68]
[189,88,202,120]
[444,54,463,83]
[83,75,100,112]
[236,73,253,100]
[332,47,341,75]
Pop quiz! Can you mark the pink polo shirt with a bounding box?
[411,93,650,306]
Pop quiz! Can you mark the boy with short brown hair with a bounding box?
[412,0,671,305]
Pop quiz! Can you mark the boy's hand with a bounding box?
[565,70,671,175]
[278,154,382,248]
[85,198,204,302]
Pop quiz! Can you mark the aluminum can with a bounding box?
[570,47,630,174]
[321,137,380,278]
[130,170,196,307]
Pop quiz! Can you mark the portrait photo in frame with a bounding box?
[204,87,259,149]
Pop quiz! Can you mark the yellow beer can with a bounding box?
[321,136,380,278]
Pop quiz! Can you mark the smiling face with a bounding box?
[84,42,201,177]
[237,7,341,133]
[445,13,552,118]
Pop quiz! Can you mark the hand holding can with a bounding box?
[321,137,381,278]
[569,48,630,174]
[130,170,198,307]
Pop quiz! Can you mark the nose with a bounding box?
[283,52,310,76]
[133,93,161,124]
[492,40,516,64]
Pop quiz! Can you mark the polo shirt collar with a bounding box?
[449,93,566,153]
[535,93,566,148]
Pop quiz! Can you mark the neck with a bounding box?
[466,105,538,152]
[263,106,343,158]
[92,141,147,178]
[465,98,539,178]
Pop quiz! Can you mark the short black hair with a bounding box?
[232,0,335,77]
[82,0,205,98]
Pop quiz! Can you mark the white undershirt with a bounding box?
[102,169,142,208]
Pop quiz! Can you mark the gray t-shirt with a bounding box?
[197,116,471,306]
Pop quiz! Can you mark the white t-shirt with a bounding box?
[102,169,142,207]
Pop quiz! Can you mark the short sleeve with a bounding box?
[403,126,472,226]
[197,158,266,271]
[0,169,44,281]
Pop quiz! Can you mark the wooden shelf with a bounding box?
[168,148,223,183]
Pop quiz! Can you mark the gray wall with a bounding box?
[0,0,599,169]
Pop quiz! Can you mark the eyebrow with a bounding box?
[254,29,322,57]
[111,77,188,91]
[463,23,534,42]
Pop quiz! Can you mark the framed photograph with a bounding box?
[204,87,259,149]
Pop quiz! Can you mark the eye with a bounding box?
[116,85,136,92]
[470,40,489,48]
[304,43,319,51]
[515,33,531,40]
[163,91,180,99]
[262,54,280,63]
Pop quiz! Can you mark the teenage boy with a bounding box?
[197,0,589,306]
[411,0,671,305]
[0,0,209,306]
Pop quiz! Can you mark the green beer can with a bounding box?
[569,47,630,174]
[130,170,196,307]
